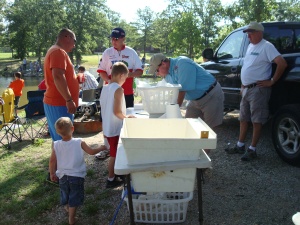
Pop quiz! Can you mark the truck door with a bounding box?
[202,29,247,110]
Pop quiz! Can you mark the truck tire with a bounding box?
[272,105,300,167]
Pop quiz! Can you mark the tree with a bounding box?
[224,0,278,25]
[0,0,7,46]
[166,0,223,57]
[169,12,201,58]
[131,7,156,57]
[5,0,65,60]
[61,0,110,64]
[273,0,300,21]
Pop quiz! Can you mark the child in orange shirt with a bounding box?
[9,72,25,106]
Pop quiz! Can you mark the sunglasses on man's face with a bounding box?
[111,37,119,41]
[65,35,76,43]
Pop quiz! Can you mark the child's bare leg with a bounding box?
[68,206,77,225]
[108,157,116,178]
[64,205,69,213]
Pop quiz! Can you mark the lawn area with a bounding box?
[0,52,159,76]
[0,51,152,224]
[0,137,59,224]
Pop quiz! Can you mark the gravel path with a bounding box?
[46,111,300,225]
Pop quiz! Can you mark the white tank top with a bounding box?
[100,82,126,137]
[54,138,86,179]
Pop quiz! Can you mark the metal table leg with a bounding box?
[126,174,135,225]
[197,168,204,225]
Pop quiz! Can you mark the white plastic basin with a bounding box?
[120,118,217,165]
[131,168,196,192]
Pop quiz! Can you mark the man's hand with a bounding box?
[50,173,58,182]
[257,80,273,87]
[66,100,77,114]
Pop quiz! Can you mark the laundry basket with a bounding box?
[122,190,193,223]
[137,85,181,114]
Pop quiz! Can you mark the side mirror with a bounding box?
[202,48,214,61]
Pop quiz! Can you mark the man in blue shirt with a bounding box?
[149,53,224,128]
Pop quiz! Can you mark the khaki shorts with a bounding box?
[239,86,271,124]
[185,82,224,128]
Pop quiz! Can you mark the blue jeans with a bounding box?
[59,175,84,207]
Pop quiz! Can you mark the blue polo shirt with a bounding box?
[165,56,215,100]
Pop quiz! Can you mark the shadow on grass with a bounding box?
[0,134,60,224]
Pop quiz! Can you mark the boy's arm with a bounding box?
[49,143,58,182]
[113,88,135,119]
[81,141,106,155]
[113,88,126,119]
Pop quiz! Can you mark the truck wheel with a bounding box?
[272,105,300,167]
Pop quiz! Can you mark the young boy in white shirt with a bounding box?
[49,117,105,225]
[100,62,135,188]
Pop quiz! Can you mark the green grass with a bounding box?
[0,51,155,224]
[0,52,14,60]
[0,139,58,224]
[0,133,120,224]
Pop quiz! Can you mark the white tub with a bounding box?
[120,118,217,165]
[131,168,196,192]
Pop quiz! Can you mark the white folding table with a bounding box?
[114,107,215,225]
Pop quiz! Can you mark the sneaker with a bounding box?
[241,148,257,161]
[115,175,126,182]
[225,144,245,154]
[106,177,123,189]
[46,172,59,186]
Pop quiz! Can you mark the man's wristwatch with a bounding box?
[66,99,73,102]
[271,78,275,84]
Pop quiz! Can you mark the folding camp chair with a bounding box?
[0,89,22,149]
[16,90,48,141]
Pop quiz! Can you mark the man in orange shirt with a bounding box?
[43,28,79,143]
[9,72,25,106]
[43,28,80,185]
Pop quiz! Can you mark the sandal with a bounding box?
[95,150,110,159]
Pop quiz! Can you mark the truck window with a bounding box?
[295,29,300,50]
[264,27,279,49]
[216,30,244,59]
[265,27,300,53]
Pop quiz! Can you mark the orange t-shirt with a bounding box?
[9,79,25,97]
[43,45,79,107]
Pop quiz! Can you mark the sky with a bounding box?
[106,0,234,23]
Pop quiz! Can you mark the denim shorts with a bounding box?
[59,175,85,207]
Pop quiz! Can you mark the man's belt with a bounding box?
[243,83,257,89]
[195,80,218,101]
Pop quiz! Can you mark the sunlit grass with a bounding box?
[0,139,59,222]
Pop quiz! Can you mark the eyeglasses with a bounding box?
[111,37,119,41]
[66,35,77,43]
[156,60,163,72]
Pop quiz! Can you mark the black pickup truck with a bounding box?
[202,22,300,166]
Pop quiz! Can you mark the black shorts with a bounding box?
[125,94,134,108]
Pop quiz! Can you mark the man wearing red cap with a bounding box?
[97,27,143,108]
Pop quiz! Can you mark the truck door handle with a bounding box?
[231,67,237,73]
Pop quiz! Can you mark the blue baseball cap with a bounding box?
[109,28,126,38]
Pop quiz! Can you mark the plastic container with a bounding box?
[137,84,181,114]
[120,118,217,165]
[122,191,193,224]
[131,168,196,192]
